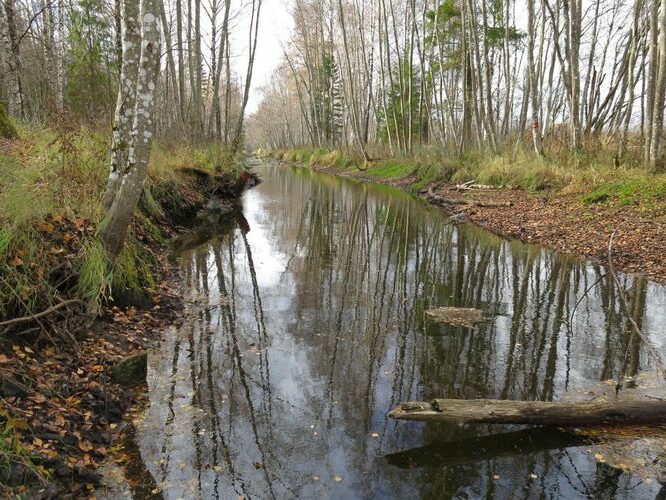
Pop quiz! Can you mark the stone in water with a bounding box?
[425,307,484,327]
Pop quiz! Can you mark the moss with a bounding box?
[582,179,666,208]
[369,160,415,179]
[0,103,18,140]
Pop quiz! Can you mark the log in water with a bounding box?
[389,398,666,426]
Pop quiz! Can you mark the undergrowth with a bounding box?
[0,408,47,495]
[0,123,241,494]
[0,123,237,321]
[271,141,666,212]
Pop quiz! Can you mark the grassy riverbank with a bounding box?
[270,146,666,282]
[270,146,666,205]
[0,124,244,496]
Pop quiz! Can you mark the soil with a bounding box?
[1,220,185,499]
[0,168,258,498]
[312,162,666,285]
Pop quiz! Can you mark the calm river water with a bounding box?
[134,162,666,499]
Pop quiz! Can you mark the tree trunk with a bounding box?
[193,0,202,138]
[527,0,543,155]
[645,0,660,163]
[389,398,666,426]
[1,0,24,118]
[100,0,161,259]
[175,0,185,121]
[104,0,141,210]
[619,0,643,160]
[649,0,666,171]
[229,0,262,154]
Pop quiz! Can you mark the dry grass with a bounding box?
[271,138,666,210]
[0,124,238,320]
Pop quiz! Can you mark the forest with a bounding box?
[251,0,666,170]
[2,0,666,497]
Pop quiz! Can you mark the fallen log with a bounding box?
[445,198,513,207]
[426,186,512,207]
[454,182,504,191]
[388,398,666,426]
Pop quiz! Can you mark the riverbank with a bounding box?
[271,148,666,284]
[0,126,252,497]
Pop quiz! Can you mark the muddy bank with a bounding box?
[0,167,258,498]
[301,161,666,284]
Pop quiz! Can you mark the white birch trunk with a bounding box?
[1,0,24,118]
[104,0,141,210]
[100,0,161,259]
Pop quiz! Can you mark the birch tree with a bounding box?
[100,0,161,258]
[104,0,141,209]
[1,0,24,118]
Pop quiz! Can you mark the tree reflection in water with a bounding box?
[136,165,666,499]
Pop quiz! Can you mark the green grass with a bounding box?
[582,178,666,207]
[78,238,111,305]
[367,160,415,179]
[0,124,239,320]
[111,231,157,298]
[273,143,666,213]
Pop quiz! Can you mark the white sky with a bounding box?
[245,0,294,113]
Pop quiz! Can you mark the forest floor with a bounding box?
[0,127,253,497]
[2,234,184,498]
[420,184,666,283]
[273,149,666,284]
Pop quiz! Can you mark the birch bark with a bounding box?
[104,0,141,210]
[100,0,161,258]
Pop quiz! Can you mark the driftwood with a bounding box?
[427,185,512,207]
[388,398,666,426]
[447,198,512,207]
[454,180,504,191]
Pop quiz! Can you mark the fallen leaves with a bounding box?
[79,440,94,452]
[0,237,185,495]
[428,184,666,284]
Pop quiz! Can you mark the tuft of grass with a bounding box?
[111,234,157,303]
[77,238,111,305]
[0,227,12,259]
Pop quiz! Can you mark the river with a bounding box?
[132,162,666,499]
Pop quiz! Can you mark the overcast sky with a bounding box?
[245,0,294,114]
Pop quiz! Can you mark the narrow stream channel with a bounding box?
[134,162,666,498]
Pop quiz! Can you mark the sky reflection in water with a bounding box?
[136,164,666,499]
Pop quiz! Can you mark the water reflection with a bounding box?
[137,164,666,499]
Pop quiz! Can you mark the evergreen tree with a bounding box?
[66,0,117,122]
